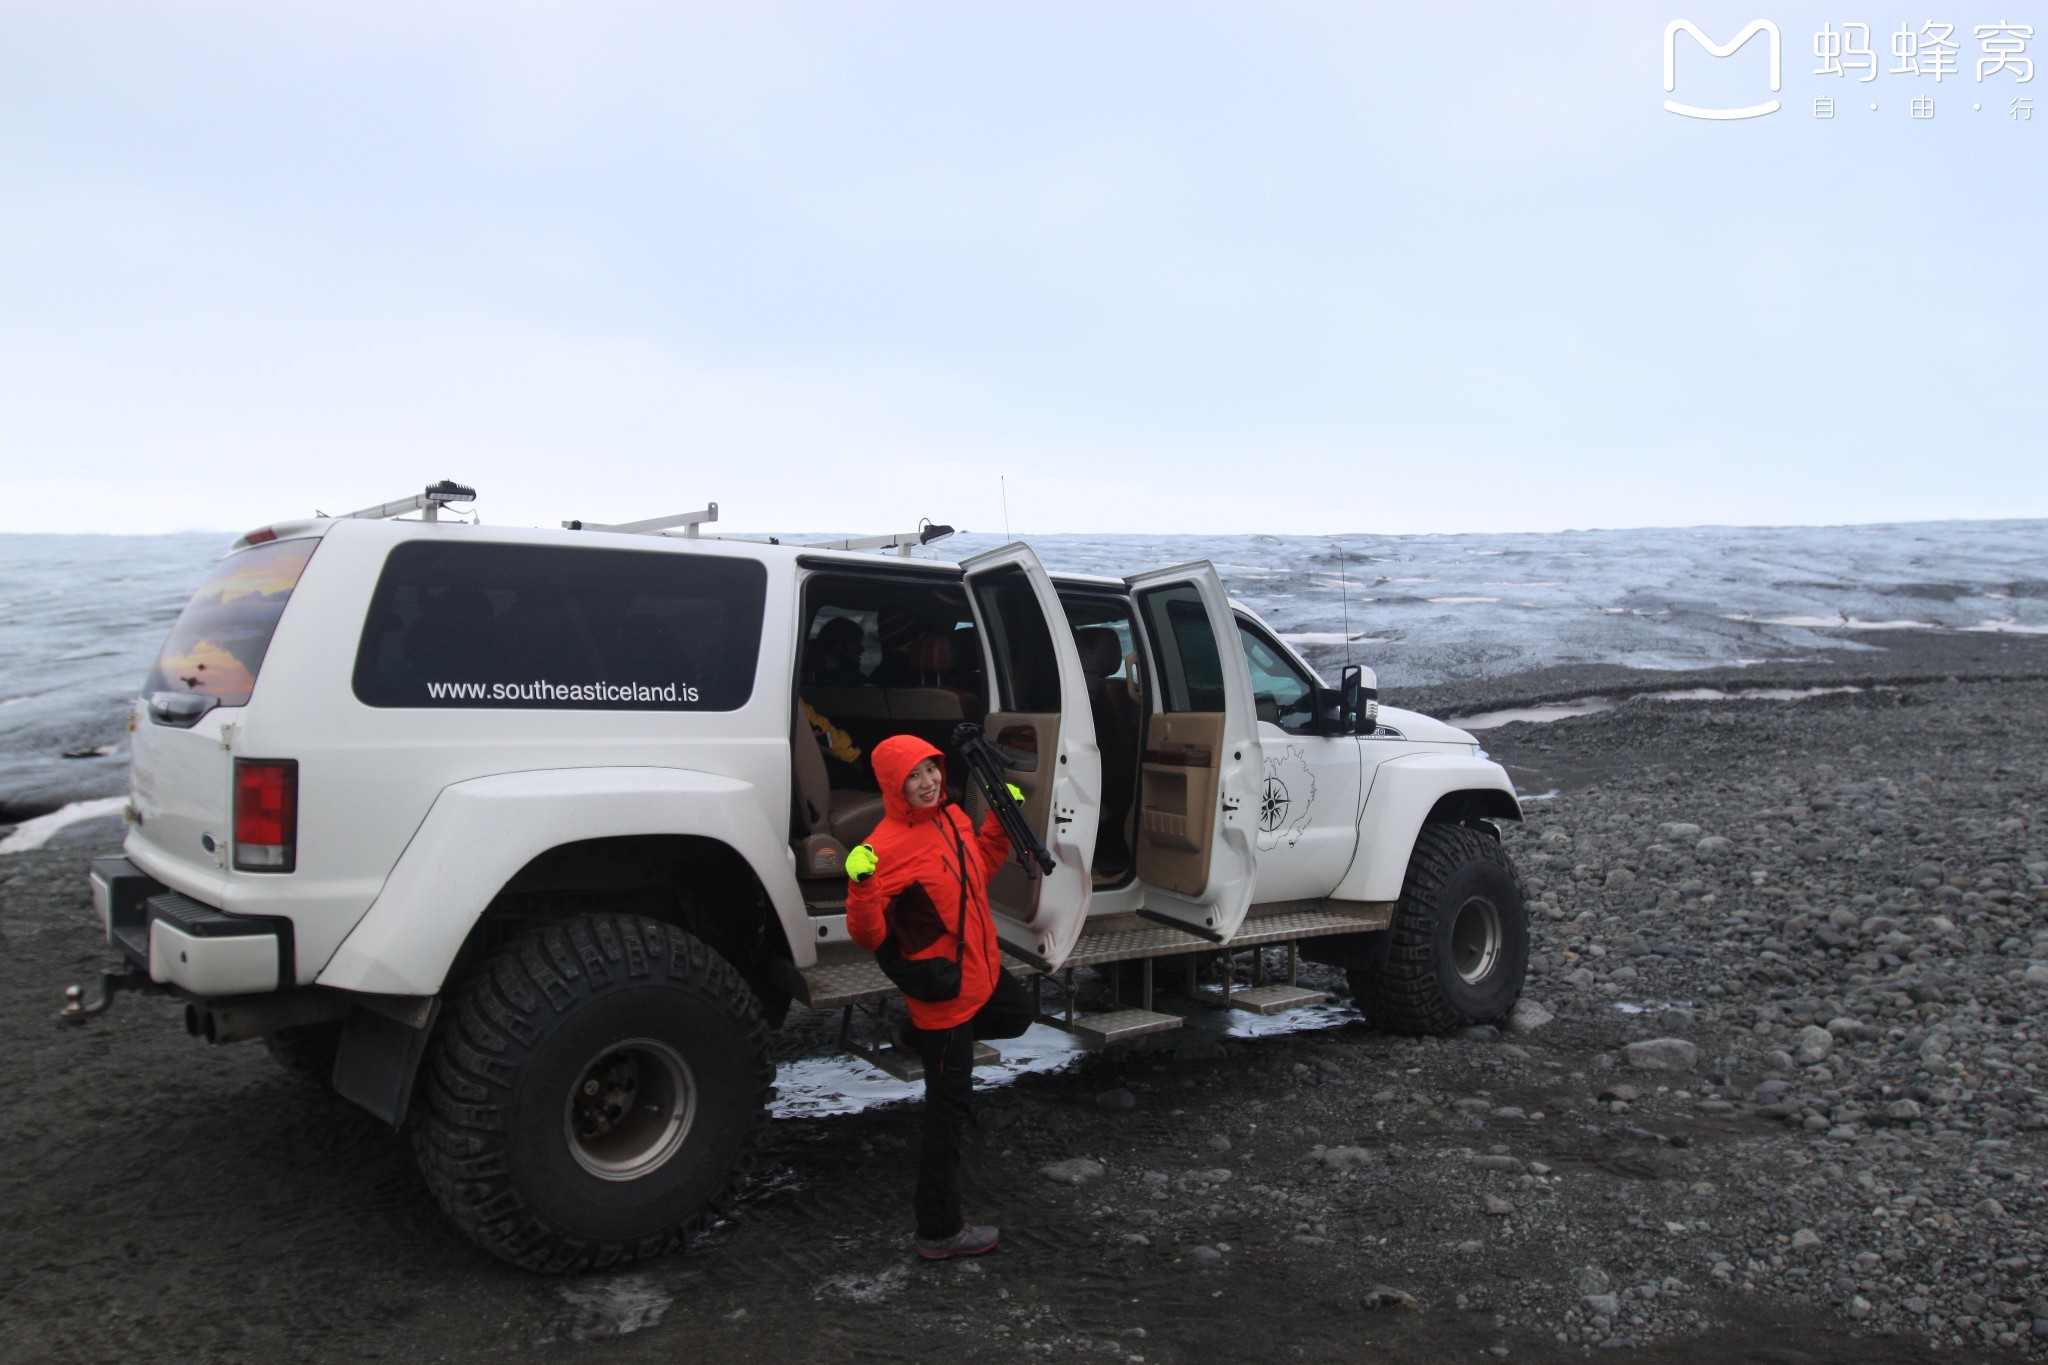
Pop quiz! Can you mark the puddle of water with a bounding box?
[1218,997,1362,1039]
[772,1022,1088,1119]
[1280,632,1395,646]
[1652,685,1867,703]
[773,991,1367,1120]
[814,1263,911,1304]
[551,1274,673,1341]
[1450,683,1888,732]
[1452,699,1618,730]
[1724,613,1939,631]
[0,796,126,854]
[1964,620,2048,635]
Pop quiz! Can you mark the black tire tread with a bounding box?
[1355,823,1525,1037]
[411,914,772,1274]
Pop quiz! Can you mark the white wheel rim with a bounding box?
[1451,896,1503,985]
[563,1038,696,1182]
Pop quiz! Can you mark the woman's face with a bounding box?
[902,757,944,810]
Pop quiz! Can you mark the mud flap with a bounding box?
[333,998,442,1129]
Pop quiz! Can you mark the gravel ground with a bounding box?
[4,633,2047,1363]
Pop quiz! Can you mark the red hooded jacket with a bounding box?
[846,735,1014,1030]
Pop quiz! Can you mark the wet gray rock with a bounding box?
[1313,1145,1378,1173]
[1793,1025,1835,1064]
[1622,1038,1697,1072]
[1094,1088,1137,1111]
[1041,1158,1106,1186]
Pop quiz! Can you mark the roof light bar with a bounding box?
[341,480,478,523]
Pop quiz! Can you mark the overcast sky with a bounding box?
[2,3,2041,537]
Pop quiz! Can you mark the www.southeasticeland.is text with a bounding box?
[424,680,700,703]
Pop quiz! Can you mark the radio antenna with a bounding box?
[1336,538,1354,667]
[1001,475,1012,540]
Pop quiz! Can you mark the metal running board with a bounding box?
[1059,1008,1183,1045]
[1062,903,1391,971]
[801,955,898,1010]
[797,902,1389,1011]
[1192,983,1328,1016]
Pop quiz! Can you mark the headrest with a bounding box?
[1074,627,1122,677]
[878,610,924,651]
[816,616,863,650]
[914,634,954,674]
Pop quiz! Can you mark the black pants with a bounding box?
[911,969,1034,1240]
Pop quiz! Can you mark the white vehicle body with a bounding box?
[91,506,1519,1114]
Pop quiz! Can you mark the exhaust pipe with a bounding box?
[184,990,353,1045]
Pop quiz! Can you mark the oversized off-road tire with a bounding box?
[1350,824,1527,1036]
[263,1021,344,1086]
[413,913,771,1274]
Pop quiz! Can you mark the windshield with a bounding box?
[144,538,317,707]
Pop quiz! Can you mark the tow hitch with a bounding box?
[56,965,157,1024]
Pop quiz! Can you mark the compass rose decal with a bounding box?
[1256,746,1317,850]
[1260,776,1289,832]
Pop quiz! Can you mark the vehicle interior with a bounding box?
[788,571,1154,912]
[1057,589,1143,886]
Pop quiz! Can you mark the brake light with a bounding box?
[243,527,278,545]
[234,759,298,872]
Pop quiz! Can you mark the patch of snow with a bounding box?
[0,797,127,854]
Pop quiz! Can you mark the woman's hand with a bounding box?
[846,844,878,882]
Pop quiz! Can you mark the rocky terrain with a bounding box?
[3,640,2046,1362]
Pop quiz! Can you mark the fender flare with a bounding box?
[315,767,807,997]
[1331,752,1522,903]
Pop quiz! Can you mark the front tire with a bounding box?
[413,914,771,1273]
[1351,824,1527,1036]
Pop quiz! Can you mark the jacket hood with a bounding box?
[872,734,947,823]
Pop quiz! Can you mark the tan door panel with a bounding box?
[975,712,1062,926]
[1135,712,1225,895]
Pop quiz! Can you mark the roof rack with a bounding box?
[341,480,478,523]
[563,504,720,538]
[561,504,960,556]
[800,522,957,556]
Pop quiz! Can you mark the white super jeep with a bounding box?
[69,485,1526,1273]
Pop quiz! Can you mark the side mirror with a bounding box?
[1339,664,1379,735]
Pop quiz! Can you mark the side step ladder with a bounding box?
[802,956,1004,1080]
[1187,943,1327,1015]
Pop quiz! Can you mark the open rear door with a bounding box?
[961,543,1100,970]
[1125,562,1262,942]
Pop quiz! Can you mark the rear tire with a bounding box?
[263,1022,344,1086]
[413,913,771,1273]
[1351,824,1527,1036]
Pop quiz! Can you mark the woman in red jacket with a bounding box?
[845,734,1034,1260]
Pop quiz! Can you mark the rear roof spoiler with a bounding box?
[229,481,477,554]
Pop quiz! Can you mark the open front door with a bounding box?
[1126,562,1262,942]
[961,543,1100,970]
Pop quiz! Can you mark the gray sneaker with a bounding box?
[914,1223,1000,1260]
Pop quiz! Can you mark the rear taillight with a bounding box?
[233,759,298,872]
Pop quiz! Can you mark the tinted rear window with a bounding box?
[145,538,317,707]
[352,541,767,711]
